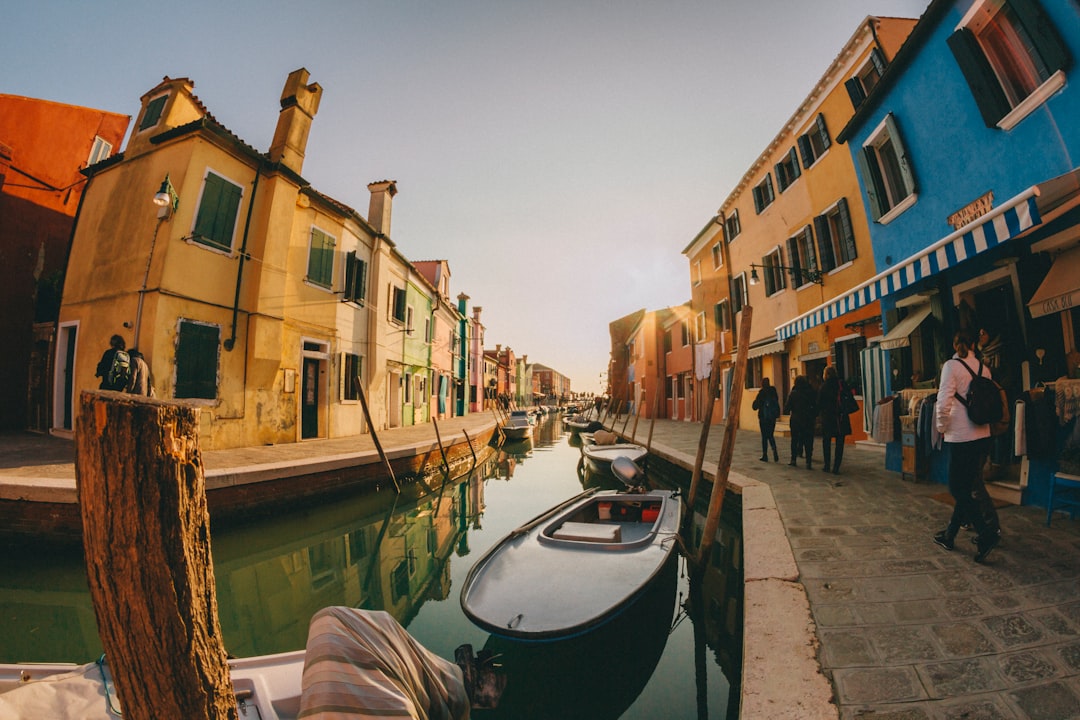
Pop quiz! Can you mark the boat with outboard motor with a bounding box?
[459,456,680,640]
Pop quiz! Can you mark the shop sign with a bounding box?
[947,191,994,230]
[1032,291,1077,318]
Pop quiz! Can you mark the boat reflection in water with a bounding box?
[0,416,741,718]
[478,556,679,720]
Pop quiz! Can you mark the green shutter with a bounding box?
[194,173,241,251]
[845,77,866,110]
[140,96,167,130]
[176,321,219,399]
[357,259,368,303]
[857,146,884,221]
[774,161,786,191]
[804,226,818,277]
[883,113,916,197]
[789,147,801,181]
[308,229,334,287]
[947,28,1012,127]
[816,113,831,151]
[797,134,814,169]
[786,237,801,284]
[344,251,357,301]
[838,197,857,263]
[814,215,835,272]
[1011,0,1070,76]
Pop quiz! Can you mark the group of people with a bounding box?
[95,334,153,396]
[753,365,852,474]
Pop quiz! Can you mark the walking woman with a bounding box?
[933,330,1001,563]
[817,366,850,474]
[785,375,817,468]
[752,377,780,462]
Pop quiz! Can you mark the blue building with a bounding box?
[793,0,1080,509]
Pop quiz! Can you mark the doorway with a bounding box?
[53,322,77,432]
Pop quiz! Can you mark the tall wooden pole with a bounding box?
[77,391,236,720]
[354,377,401,493]
[684,333,726,521]
[696,306,752,569]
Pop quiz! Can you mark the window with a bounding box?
[404,372,412,403]
[714,300,731,333]
[724,209,741,242]
[192,171,243,252]
[681,320,690,347]
[307,228,335,288]
[711,241,723,269]
[406,306,415,335]
[87,137,112,166]
[731,273,748,314]
[857,113,917,223]
[752,174,775,214]
[845,48,888,108]
[663,329,673,354]
[176,320,219,399]
[745,357,763,389]
[786,226,820,287]
[693,260,702,286]
[949,0,1068,129]
[814,198,857,272]
[797,113,832,169]
[343,353,362,400]
[696,312,706,343]
[343,252,368,305]
[139,95,167,131]
[390,286,406,324]
[425,316,432,343]
[774,147,802,192]
[761,248,787,297]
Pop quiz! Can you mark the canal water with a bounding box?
[0,415,742,719]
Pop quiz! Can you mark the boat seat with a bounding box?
[1047,472,1080,526]
[552,521,621,543]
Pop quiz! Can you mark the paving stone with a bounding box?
[945,597,986,618]
[921,658,1001,697]
[870,626,941,663]
[932,622,997,656]
[998,651,1058,684]
[940,698,1017,720]
[986,594,1023,610]
[883,559,939,574]
[821,630,878,666]
[934,573,978,594]
[982,614,1045,648]
[861,575,941,602]
[833,667,926,704]
[894,600,942,623]
[845,705,932,719]
[1008,681,1080,720]
[1057,642,1080,671]
[815,604,859,627]
[1032,610,1078,637]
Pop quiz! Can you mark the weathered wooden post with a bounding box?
[76,390,236,720]
[696,306,752,569]
[683,334,726,521]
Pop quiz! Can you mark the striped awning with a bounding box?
[747,340,786,359]
[776,188,1042,340]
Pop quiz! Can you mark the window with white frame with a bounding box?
[745,357,763,389]
[857,113,917,223]
[87,137,112,166]
[786,225,820,287]
[696,312,706,343]
[711,241,723,269]
[845,48,888,109]
[406,306,415,335]
[731,273,748,314]
[139,95,167,131]
[390,286,406,324]
[948,0,1068,130]
[761,248,787,297]
[714,300,731,333]
[724,209,741,242]
[693,260,702,286]
[775,147,802,192]
[307,228,336,288]
[344,252,368,305]
[342,353,362,400]
[813,198,857,272]
[192,170,243,252]
[681,320,690,347]
[797,113,832,168]
[752,174,775,214]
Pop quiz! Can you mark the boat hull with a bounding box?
[460,488,680,640]
[581,443,649,475]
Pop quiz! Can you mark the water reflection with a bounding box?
[0,416,742,718]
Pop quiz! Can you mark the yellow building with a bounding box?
[58,69,414,448]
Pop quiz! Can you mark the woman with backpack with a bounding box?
[817,366,851,474]
[933,329,1002,563]
[752,377,780,462]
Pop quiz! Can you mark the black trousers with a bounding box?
[790,428,813,462]
[822,432,845,471]
[759,419,777,457]
[944,438,999,542]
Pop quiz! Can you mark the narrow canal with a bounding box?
[0,415,742,718]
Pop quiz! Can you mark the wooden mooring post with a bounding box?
[683,333,726,520]
[695,306,752,570]
[76,391,236,720]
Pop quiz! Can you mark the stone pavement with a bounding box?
[625,416,1080,720]
[6,414,1080,718]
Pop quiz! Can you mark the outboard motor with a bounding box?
[610,456,646,492]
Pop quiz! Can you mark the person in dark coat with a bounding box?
[752,377,780,462]
[784,374,817,468]
[94,334,127,391]
[817,366,851,474]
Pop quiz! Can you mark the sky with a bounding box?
[7,0,931,395]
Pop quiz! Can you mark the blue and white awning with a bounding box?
[776,189,1042,340]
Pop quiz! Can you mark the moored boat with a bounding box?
[501,410,534,441]
[459,459,680,641]
[581,441,649,474]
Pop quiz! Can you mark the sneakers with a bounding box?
[932,530,954,551]
[974,533,1001,563]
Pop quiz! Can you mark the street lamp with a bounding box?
[152,174,179,218]
[748,262,824,287]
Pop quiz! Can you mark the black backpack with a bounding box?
[107,349,133,390]
[952,358,1002,425]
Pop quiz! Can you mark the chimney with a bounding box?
[269,69,322,174]
[368,180,397,236]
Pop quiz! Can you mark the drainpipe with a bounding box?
[224,169,260,351]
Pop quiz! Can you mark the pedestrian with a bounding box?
[933,329,1002,563]
[817,366,850,474]
[752,377,780,462]
[94,334,132,391]
[126,348,155,396]
[784,374,817,468]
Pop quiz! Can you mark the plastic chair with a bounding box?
[1046,472,1080,526]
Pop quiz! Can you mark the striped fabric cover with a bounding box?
[298,607,469,720]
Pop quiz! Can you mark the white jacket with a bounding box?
[936,352,992,443]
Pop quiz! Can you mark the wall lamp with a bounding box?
[152,174,179,217]
[748,263,824,286]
